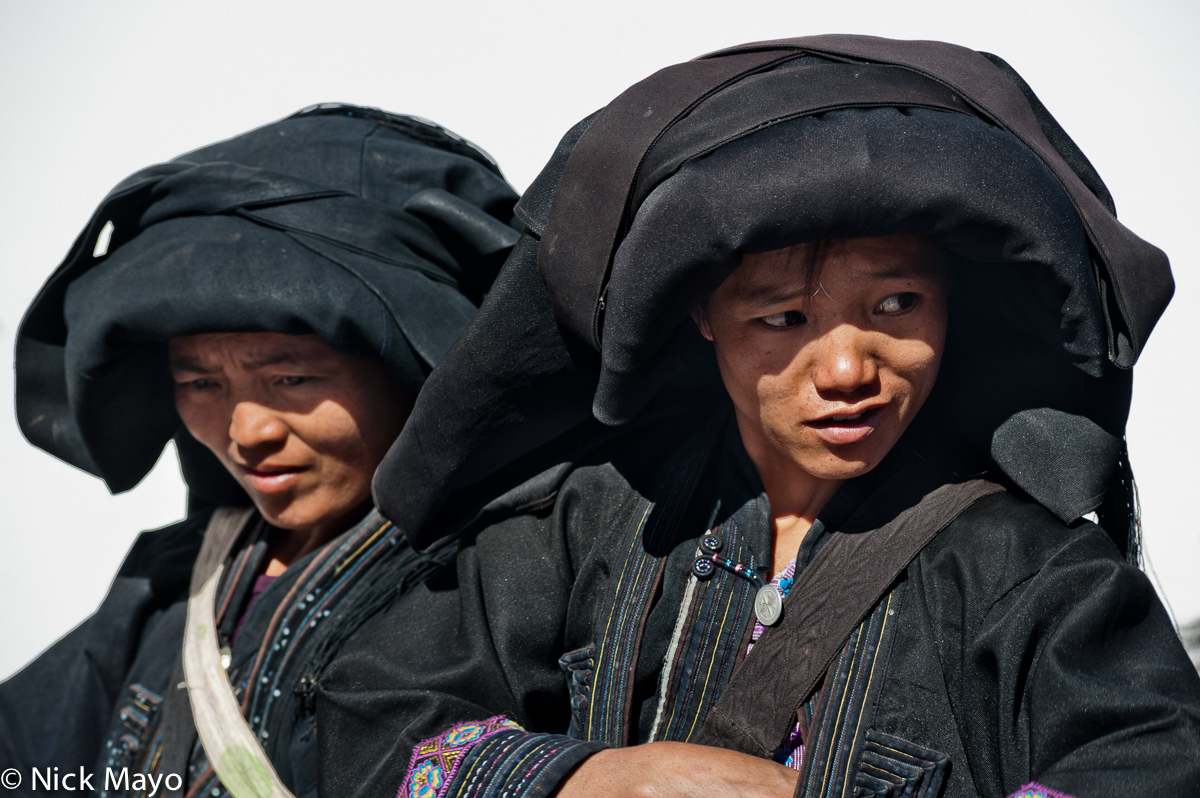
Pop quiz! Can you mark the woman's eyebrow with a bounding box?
[168,355,215,374]
[864,265,927,281]
[740,284,809,309]
[242,352,311,370]
[737,263,930,309]
[169,352,316,372]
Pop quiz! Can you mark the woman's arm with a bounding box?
[558,742,798,798]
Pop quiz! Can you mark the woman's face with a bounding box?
[696,235,948,485]
[169,332,410,538]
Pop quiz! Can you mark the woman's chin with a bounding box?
[800,449,886,483]
[256,494,370,539]
[251,497,317,533]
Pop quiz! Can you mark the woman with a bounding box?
[1,105,520,798]
[319,37,1200,798]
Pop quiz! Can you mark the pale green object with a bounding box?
[183,507,296,798]
[219,746,274,798]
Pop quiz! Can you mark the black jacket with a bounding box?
[320,411,1200,797]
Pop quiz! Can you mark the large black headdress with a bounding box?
[16,105,520,505]
[375,36,1172,558]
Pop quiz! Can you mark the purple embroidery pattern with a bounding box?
[1008,783,1077,798]
[745,559,804,770]
[401,715,524,798]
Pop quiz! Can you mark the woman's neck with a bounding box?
[261,500,372,577]
[736,417,843,575]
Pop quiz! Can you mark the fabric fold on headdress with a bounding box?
[16,105,520,502]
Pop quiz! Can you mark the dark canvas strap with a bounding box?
[693,479,1003,758]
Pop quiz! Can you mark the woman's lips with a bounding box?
[806,405,885,445]
[242,465,307,494]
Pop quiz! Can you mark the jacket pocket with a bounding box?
[852,729,949,798]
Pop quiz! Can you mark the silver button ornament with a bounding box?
[754,584,784,626]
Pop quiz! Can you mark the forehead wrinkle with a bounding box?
[739,283,811,310]
[168,353,215,373]
[170,333,332,373]
[739,259,934,305]
[727,257,810,308]
[241,351,313,370]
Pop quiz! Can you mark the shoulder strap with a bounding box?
[693,479,1003,757]
[182,506,296,798]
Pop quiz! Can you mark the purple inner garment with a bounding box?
[232,572,278,648]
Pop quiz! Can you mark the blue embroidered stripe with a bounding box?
[797,589,905,798]
[184,510,429,798]
[654,516,758,743]
[585,423,719,745]
[447,731,605,798]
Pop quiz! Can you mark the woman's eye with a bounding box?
[761,310,807,328]
[876,293,918,315]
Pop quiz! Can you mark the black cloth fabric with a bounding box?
[2,108,518,796]
[323,34,1195,798]
[16,104,520,503]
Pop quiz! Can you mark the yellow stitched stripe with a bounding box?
[818,629,860,797]
[587,501,653,739]
[334,521,391,576]
[838,593,891,798]
[683,537,745,741]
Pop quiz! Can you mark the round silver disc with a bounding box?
[754,584,784,626]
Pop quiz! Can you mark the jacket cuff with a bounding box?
[400,716,607,798]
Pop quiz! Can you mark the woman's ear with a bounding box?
[691,305,715,342]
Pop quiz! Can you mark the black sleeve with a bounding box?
[1017,534,1200,794]
[316,465,640,798]
[0,514,204,781]
[0,615,123,776]
[919,496,1200,797]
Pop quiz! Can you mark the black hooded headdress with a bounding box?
[374,36,1172,560]
[16,104,520,507]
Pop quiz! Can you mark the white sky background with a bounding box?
[1,0,1197,679]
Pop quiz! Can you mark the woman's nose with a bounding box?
[228,401,288,449]
[811,325,878,395]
